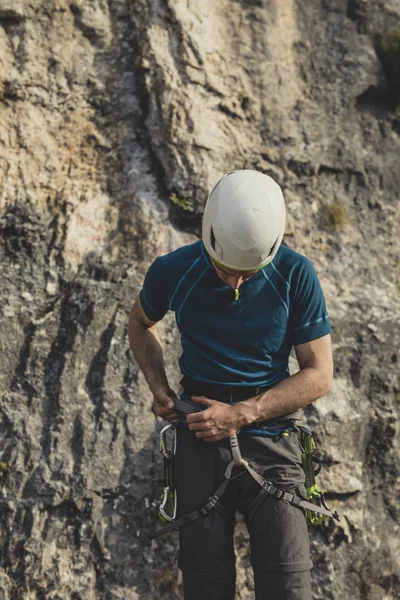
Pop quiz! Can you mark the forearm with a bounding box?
[236,366,332,427]
[128,319,169,395]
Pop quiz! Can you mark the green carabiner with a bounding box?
[299,428,332,526]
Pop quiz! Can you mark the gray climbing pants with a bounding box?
[175,423,313,600]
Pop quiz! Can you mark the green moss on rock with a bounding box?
[170,192,194,213]
[321,200,350,231]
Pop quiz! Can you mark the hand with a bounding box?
[152,388,180,423]
[186,396,242,442]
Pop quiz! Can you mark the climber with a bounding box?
[128,169,333,600]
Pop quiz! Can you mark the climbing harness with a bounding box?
[148,397,339,540]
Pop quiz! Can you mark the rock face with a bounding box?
[0,0,399,598]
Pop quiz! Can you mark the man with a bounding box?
[129,170,333,600]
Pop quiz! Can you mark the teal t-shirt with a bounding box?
[140,241,331,387]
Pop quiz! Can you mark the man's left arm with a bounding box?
[236,333,333,426]
[187,334,333,441]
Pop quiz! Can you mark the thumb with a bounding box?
[191,395,214,407]
[154,390,176,410]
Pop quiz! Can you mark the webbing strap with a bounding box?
[149,401,339,540]
[243,462,340,521]
[148,470,245,541]
[225,457,338,520]
[148,458,339,540]
[229,434,243,466]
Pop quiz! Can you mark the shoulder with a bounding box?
[147,241,204,289]
[155,240,203,273]
[141,241,204,314]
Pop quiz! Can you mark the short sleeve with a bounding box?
[139,257,170,322]
[290,258,332,346]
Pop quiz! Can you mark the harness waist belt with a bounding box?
[180,375,270,402]
[180,376,300,423]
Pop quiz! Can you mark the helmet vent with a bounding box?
[268,235,279,257]
[260,235,280,263]
[210,226,223,260]
[210,226,216,251]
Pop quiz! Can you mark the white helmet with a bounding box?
[202,170,286,271]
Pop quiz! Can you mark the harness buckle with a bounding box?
[201,495,218,515]
[261,479,272,493]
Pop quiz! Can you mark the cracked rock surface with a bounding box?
[0,0,399,598]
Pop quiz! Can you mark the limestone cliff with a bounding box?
[0,0,399,598]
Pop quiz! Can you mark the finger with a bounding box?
[156,390,177,410]
[159,406,178,418]
[191,396,215,407]
[154,398,175,411]
[155,404,177,419]
[196,428,236,442]
[188,420,214,431]
[162,415,179,423]
[166,414,180,423]
[163,396,176,410]
[159,411,178,420]
[186,410,209,423]
[154,403,167,415]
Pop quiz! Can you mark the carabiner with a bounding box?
[158,424,178,523]
[159,486,178,523]
[159,423,177,458]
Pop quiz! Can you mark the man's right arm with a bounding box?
[128,297,176,420]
